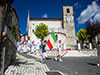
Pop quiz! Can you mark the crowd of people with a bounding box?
[38,40,64,64]
[17,40,64,64]
[17,39,100,66]
[17,40,37,54]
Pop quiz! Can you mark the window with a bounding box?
[67,8,70,13]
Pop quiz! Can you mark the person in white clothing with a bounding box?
[23,41,28,53]
[26,41,30,52]
[55,40,63,62]
[17,41,21,52]
[22,41,24,51]
[31,41,36,54]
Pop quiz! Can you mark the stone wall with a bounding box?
[0,29,17,75]
[5,35,17,70]
[0,5,5,75]
[0,6,4,41]
[0,0,17,74]
[0,6,17,75]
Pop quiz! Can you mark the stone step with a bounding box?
[46,50,97,57]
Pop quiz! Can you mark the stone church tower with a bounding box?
[63,6,76,49]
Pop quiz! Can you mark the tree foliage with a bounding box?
[77,29,89,42]
[86,21,100,40]
[34,23,49,40]
[11,24,18,41]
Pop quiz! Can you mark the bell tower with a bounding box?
[63,6,76,49]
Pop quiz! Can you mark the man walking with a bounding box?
[41,40,48,64]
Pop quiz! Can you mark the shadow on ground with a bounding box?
[46,57,52,60]
[88,63,97,66]
[11,59,34,66]
[16,52,43,63]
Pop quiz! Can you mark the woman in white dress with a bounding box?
[17,41,21,52]
[31,41,36,54]
[23,41,28,53]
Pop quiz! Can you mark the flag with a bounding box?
[47,31,56,50]
[28,36,30,40]
[26,9,30,32]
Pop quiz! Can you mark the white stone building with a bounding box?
[28,6,77,49]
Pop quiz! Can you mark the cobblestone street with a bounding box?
[4,51,100,75]
[4,52,50,75]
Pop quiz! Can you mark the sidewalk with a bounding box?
[4,52,50,75]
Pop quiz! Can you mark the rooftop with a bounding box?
[30,18,62,21]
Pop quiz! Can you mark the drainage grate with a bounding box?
[46,72,62,75]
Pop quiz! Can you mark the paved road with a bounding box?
[46,57,100,75]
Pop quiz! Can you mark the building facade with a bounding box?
[10,7,20,41]
[28,6,76,49]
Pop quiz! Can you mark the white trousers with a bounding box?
[31,46,36,53]
[17,45,21,51]
[43,52,48,58]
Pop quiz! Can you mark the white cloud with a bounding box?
[77,1,100,24]
[73,2,81,9]
[73,2,78,6]
[94,12,100,22]
[90,18,94,23]
[42,13,48,18]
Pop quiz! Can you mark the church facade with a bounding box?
[28,6,77,49]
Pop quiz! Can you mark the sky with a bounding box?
[12,0,100,35]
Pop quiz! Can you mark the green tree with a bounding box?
[86,21,100,42]
[11,24,18,41]
[77,29,90,47]
[34,23,49,40]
